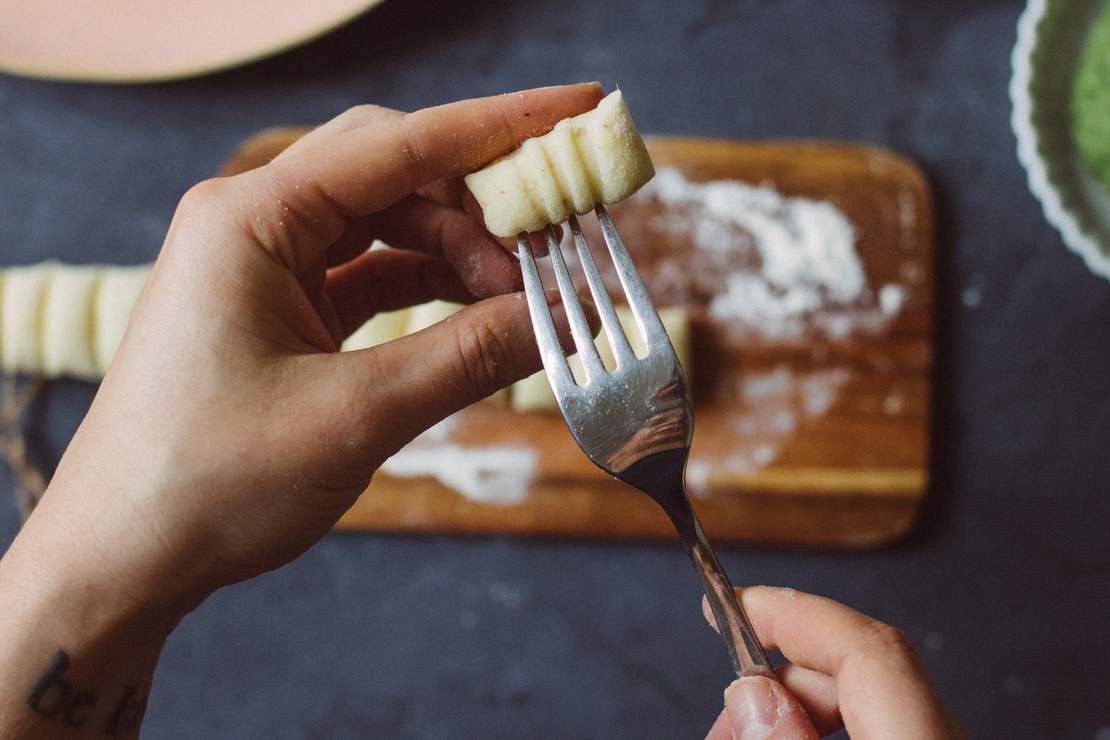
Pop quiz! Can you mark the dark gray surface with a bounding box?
[2,0,1109,737]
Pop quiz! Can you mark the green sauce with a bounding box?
[1074,2,1110,190]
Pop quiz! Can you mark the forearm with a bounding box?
[0,504,178,739]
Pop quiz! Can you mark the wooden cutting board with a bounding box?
[221,131,932,547]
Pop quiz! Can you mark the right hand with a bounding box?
[703,586,964,739]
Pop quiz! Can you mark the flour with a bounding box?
[962,285,982,308]
[637,168,872,337]
[800,370,851,416]
[381,415,537,506]
[685,459,711,494]
[879,284,907,315]
[741,367,794,401]
[689,366,852,497]
[883,392,905,416]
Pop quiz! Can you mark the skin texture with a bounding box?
[0,83,957,739]
[702,587,965,739]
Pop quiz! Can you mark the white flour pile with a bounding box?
[635,168,884,338]
[380,415,537,506]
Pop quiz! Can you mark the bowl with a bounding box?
[1011,0,1110,280]
[0,0,385,84]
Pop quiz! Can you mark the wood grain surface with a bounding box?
[221,130,933,547]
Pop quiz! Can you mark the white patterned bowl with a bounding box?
[1011,0,1110,280]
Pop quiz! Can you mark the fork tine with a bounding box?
[569,215,637,368]
[594,205,669,351]
[544,226,605,381]
[517,235,574,392]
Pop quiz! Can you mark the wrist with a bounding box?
[0,523,178,738]
[1,485,198,643]
[23,429,229,616]
[0,526,182,651]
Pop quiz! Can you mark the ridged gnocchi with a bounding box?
[464,90,655,237]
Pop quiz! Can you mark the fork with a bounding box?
[517,205,775,680]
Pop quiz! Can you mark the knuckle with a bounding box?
[345,103,385,120]
[859,620,918,663]
[177,177,227,216]
[323,103,388,133]
[399,115,429,187]
[454,316,516,397]
[165,178,235,256]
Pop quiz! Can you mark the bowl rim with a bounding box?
[1010,0,1110,281]
[0,0,386,84]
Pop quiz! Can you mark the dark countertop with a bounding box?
[2,1,1108,737]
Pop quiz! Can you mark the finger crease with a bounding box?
[399,118,429,194]
[454,320,510,396]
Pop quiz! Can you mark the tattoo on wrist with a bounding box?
[26,651,149,735]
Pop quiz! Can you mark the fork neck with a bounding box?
[616,449,694,533]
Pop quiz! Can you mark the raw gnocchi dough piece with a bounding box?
[341,242,412,351]
[405,300,463,334]
[93,266,150,374]
[1,263,55,375]
[341,309,410,352]
[656,306,690,372]
[509,305,690,411]
[511,355,588,412]
[543,123,596,215]
[464,90,654,237]
[42,265,101,379]
[514,138,567,228]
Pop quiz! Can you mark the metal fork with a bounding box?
[518,205,775,680]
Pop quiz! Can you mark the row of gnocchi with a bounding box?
[0,263,148,380]
[0,262,688,412]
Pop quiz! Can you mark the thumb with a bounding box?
[723,677,819,740]
[335,289,591,453]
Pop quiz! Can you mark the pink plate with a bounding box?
[0,0,385,83]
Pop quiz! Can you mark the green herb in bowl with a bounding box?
[1074,2,1110,191]
[1012,0,1110,281]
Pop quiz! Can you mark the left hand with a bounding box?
[4,83,602,622]
[0,84,606,740]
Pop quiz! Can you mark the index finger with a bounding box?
[703,587,921,678]
[705,587,961,738]
[237,83,604,268]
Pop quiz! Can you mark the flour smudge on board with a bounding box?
[380,415,537,506]
[628,167,905,339]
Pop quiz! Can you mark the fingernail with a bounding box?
[579,296,601,335]
[546,292,600,333]
[724,677,785,740]
[542,291,599,352]
[528,231,550,257]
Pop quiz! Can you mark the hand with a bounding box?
[0,84,606,739]
[4,82,602,621]
[704,587,963,739]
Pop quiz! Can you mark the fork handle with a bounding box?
[682,515,776,680]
